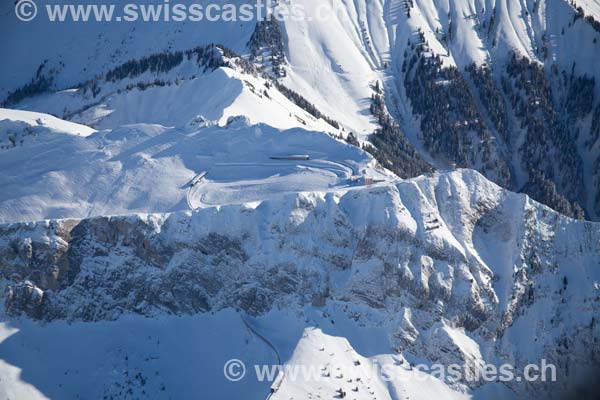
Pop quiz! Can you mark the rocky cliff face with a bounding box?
[1,170,598,396]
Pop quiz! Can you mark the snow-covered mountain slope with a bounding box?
[0,108,94,151]
[0,0,259,100]
[266,315,513,400]
[5,0,599,221]
[281,0,600,219]
[6,46,342,135]
[0,108,387,224]
[381,0,600,220]
[0,102,598,399]
[0,167,598,399]
[0,109,95,137]
[2,1,600,398]
[0,310,278,400]
[0,308,514,400]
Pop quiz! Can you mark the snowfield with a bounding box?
[0,310,277,400]
[0,308,514,400]
[0,108,95,137]
[16,65,342,135]
[0,108,387,223]
[4,0,600,137]
[4,0,600,220]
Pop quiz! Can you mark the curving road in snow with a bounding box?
[187,159,356,209]
[240,316,283,399]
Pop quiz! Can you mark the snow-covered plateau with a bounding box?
[1,0,600,399]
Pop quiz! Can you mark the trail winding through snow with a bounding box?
[187,159,356,209]
[240,316,283,399]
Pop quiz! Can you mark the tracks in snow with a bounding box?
[240,316,283,399]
